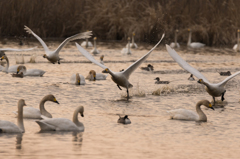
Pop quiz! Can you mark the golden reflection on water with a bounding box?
[1,42,240,158]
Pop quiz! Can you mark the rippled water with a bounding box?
[1,41,240,159]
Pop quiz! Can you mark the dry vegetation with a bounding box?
[0,0,239,46]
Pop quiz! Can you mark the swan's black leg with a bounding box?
[52,62,55,64]
[212,96,216,106]
[117,85,122,90]
[127,89,129,100]
[221,90,226,101]
[58,60,60,64]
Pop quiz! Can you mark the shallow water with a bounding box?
[1,41,240,159]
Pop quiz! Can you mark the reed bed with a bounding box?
[0,0,239,46]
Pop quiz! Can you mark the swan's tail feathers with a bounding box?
[35,120,55,131]
[40,115,50,120]
[70,31,93,42]
[24,25,34,35]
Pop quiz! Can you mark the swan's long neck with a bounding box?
[187,31,192,46]
[132,36,135,44]
[127,39,131,53]
[3,55,9,72]
[17,103,25,133]
[86,38,89,48]
[196,101,207,122]
[174,31,178,45]
[72,107,84,127]
[94,39,97,50]
[39,96,52,118]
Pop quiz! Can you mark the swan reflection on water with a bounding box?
[0,133,23,150]
[72,131,83,147]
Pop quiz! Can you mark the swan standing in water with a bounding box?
[170,29,180,48]
[187,29,205,48]
[121,37,132,55]
[90,37,100,55]
[168,100,214,122]
[118,115,131,124]
[233,29,240,52]
[76,33,164,100]
[13,95,59,119]
[17,65,45,76]
[126,33,138,49]
[0,99,27,133]
[24,26,92,64]
[166,45,240,105]
[86,70,107,81]
[81,37,93,48]
[36,106,84,131]
[70,73,86,85]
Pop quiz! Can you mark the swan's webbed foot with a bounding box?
[117,85,122,90]
[221,90,226,101]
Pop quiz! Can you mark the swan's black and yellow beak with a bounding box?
[53,98,59,104]
[81,113,84,117]
[1,56,4,61]
[78,80,80,85]
[209,103,214,110]
[197,79,203,83]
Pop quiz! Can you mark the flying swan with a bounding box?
[166,45,240,105]
[168,100,214,122]
[76,33,165,100]
[24,26,92,64]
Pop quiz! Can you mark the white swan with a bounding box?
[90,37,100,55]
[70,73,86,85]
[118,115,131,124]
[121,37,132,55]
[166,45,240,105]
[233,29,240,52]
[187,29,205,48]
[13,94,59,119]
[170,29,180,48]
[86,70,107,81]
[76,33,165,100]
[126,33,138,49]
[17,65,45,76]
[81,38,93,48]
[100,55,104,65]
[168,100,214,122]
[24,26,92,64]
[0,99,26,133]
[36,106,84,131]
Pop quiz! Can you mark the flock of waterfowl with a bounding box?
[0,26,240,134]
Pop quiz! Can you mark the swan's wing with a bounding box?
[0,47,37,52]
[24,25,50,52]
[123,33,165,79]
[25,69,45,76]
[217,71,240,87]
[0,120,21,133]
[167,109,198,121]
[166,45,209,83]
[76,43,107,69]
[54,31,92,55]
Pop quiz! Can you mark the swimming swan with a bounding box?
[13,94,59,119]
[86,70,107,81]
[166,45,240,105]
[0,99,27,133]
[1,53,20,73]
[233,29,240,52]
[70,73,86,85]
[170,29,180,48]
[126,33,138,49]
[36,106,84,131]
[17,65,45,76]
[187,29,205,48]
[24,26,92,64]
[90,37,100,55]
[168,100,214,122]
[118,115,131,124]
[121,37,132,55]
[76,33,165,100]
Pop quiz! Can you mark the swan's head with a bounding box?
[43,54,47,58]
[188,28,191,32]
[1,55,6,61]
[75,73,81,85]
[102,68,109,73]
[197,79,204,84]
[155,77,160,81]
[89,70,96,81]
[94,37,97,40]
[18,99,27,107]
[17,65,26,74]
[100,55,104,61]
[202,100,214,110]
[45,94,59,104]
[78,106,84,117]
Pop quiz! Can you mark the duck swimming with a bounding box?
[154,77,170,84]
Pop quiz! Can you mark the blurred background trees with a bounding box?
[0,0,239,46]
